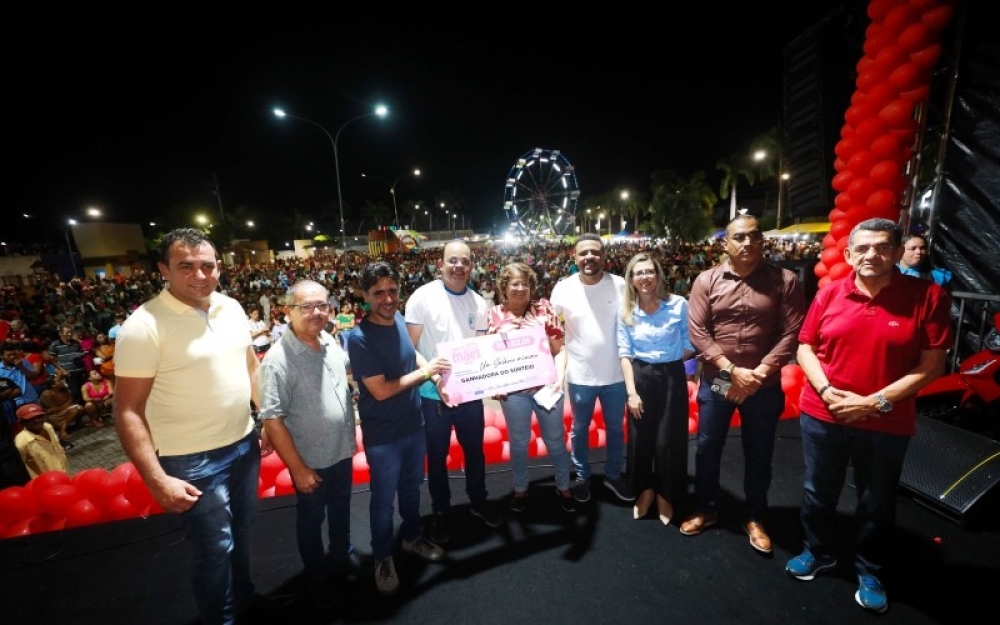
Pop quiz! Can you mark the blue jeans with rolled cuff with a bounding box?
[568,382,627,481]
[157,430,261,625]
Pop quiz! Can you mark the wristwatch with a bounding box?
[719,363,736,381]
[874,392,893,413]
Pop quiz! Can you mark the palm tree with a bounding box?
[716,153,757,220]
[649,169,717,242]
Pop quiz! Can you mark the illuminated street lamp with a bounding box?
[23,208,102,279]
[273,104,389,267]
[362,168,421,228]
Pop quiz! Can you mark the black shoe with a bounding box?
[429,512,450,544]
[60,440,75,450]
[558,489,578,513]
[470,501,503,528]
[242,591,294,613]
[509,492,527,513]
[331,550,373,579]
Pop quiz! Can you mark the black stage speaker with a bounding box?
[900,416,1000,528]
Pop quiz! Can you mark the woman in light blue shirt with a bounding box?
[618,253,694,526]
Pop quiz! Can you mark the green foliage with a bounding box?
[648,169,717,241]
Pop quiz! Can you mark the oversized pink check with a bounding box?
[438,325,556,405]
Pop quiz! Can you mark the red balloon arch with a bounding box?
[817,0,954,289]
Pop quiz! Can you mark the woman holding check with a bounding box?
[486,262,576,514]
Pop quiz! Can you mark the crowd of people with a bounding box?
[0,223,952,621]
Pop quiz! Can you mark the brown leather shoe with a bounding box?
[678,511,718,536]
[745,521,772,553]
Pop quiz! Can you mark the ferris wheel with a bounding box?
[503,148,580,237]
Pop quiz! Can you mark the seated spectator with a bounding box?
[91,332,115,380]
[39,374,92,441]
[14,403,69,478]
[81,369,114,424]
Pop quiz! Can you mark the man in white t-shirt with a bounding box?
[550,233,634,504]
[405,240,502,544]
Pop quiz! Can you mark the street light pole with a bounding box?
[363,168,421,229]
[273,105,388,269]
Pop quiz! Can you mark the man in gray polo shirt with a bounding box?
[258,279,364,593]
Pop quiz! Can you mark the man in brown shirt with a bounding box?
[680,215,805,554]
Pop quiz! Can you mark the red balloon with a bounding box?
[889,62,925,91]
[828,207,848,223]
[836,235,851,254]
[873,44,907,72]
[92,472,127,511]
[125,471,156,510]
[813,261,829,278]
[782,364,805,382]
[105,493,140,521]
[0,486,40,524]
[36,484,83,518]
[64,498,104,528]
[866,0,899,22]
[922,5,955,31]
[855,117,889,145]
[355,425,364,452]
[780,374,803,395]
[830,219,853,241]
[870,160,902,185]
[828,261,853,281]
[4,517,43,538]
[73,468,112,502]
[483,425,504,464]
[880,98,916,127]
[831,169,855,192]
[865,82,899,111]
[866,189,898,212]
[855,55,874,75]
[822,233,837,248]
[900,84,931,102]
[848,150,878,177]
[33,470,72,494]
[820,247,842,268]
[845,204,870,223]
[818,276,832,290]
[870,133,902,158]
[883,4,919,35]
[834,136,861,160]
[112,462,138,482]
[274,468,295,495]
[863,31,892,58]
[834,192,853,208]
[899,22,932,51]
[847,177,876,205]
[833,156,847,172]
[351,451,372,484]
[260,452,286,488]
[259,486,276,499]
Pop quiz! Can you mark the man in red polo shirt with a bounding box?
[786,217,952,614]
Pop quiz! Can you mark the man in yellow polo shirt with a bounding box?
[114,228,283,625]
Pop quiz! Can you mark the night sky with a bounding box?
[15,3,855,243]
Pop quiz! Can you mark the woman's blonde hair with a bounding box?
[621,253,667,326]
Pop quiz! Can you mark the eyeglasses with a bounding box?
[852,243,895,255]
[290,302,332,312]
[445,257,472,267]
[632,269,657,278]
[730,232,764,243]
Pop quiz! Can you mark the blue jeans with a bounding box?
[294,457,354,581]
[798,413,910,577]
[158,431,260,625]
[694,379,784,521]
[500,390,570,493]
[422,398,487,512]
[366,429,426,559]
[568,382,627,481]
